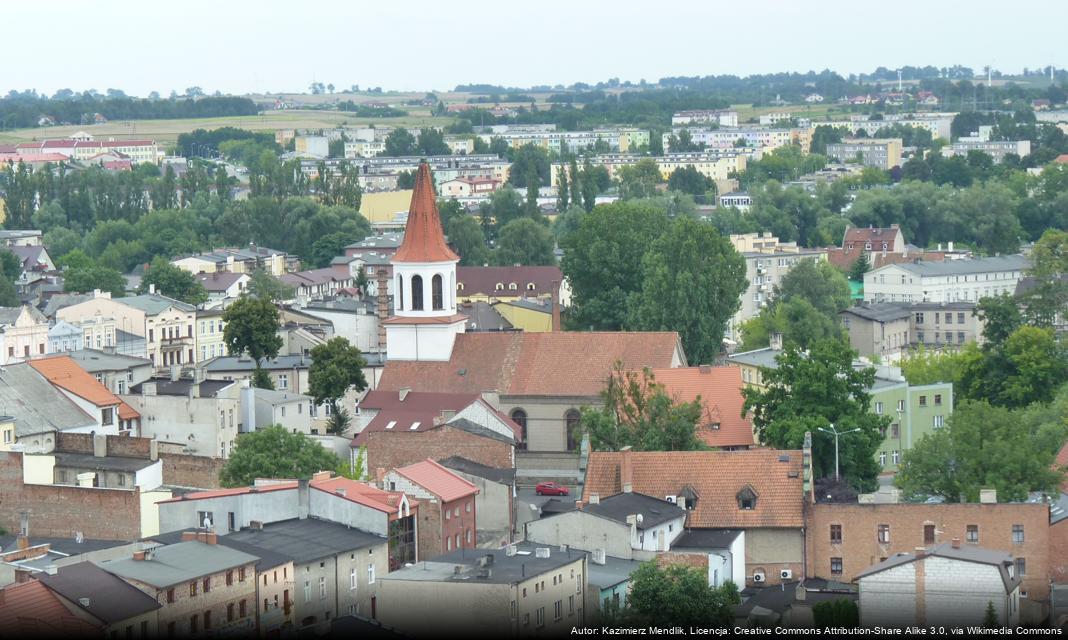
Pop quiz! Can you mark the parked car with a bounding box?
[535,481,569,496]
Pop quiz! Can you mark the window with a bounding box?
[919,395,927,406]
[877,524,890,544]
[368,564,375,584]
[239,599,247,618]
[891,423,899,438]
[226,571,233,586]
[202,577,210,593]
[967,525,979,543]
[934,394,942,406]
[830,524,842,544]
[897,399,905,412]
[875,401,883,415]
[304,580,311,603]
[933,415,944,428]
[879,451,887,466]
[958,312,966,324]
[536,607,545,628]
[892,450,900,465]
[411,275,424,310]
[203,611,211,630]
[189,615,198,634]
[445,509,450,521]
[924,524,935,544]
[227,603,235,622]
[397,275,404,309]
[466,529,472,544]
[101,408,114,425]
[569,594,575,615]
[554,600,562,621]
[466,501,472,513]
[167,588,175,604]
[915,312,924,324]
[1015,557,1026,576]
[523,614,530,627]
[278,374,288,390]
[737,486,757,510]
[189,581,198,597]
[319,576,326,598]
[350,568,358,590]
[239,567,246,582]
[830,557,843,575]
[1013,524,1024,544]
[432,274,444,310]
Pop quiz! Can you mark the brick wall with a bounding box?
[0,452,143,540]
[159,453,225,489]
[56,432,153,458]
[806,502,1050,600]
[364,427,512,473]
[1051,519,1068,583]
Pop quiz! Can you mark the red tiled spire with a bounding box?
[392,163,459,263]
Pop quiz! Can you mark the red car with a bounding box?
[535,482,569,496]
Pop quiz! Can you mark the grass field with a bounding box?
[0,109,456,148]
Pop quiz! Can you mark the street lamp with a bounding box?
[817,423,861,482]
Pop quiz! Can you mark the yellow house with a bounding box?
[0,416,15,451]
[493,299,553,333]
[360,190,415,226]
[195,309,228,363]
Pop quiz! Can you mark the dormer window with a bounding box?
[509,283,518,291]
[865,242,871,250]
[737,485,758,510]
[527,283,536,291]
[495,283,504,291]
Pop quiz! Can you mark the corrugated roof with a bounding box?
[378,331,683,397]
[0,363,96,436]
[391,164,459,263]
[582,449,804,529]
[99,540,259,588]
[393,459,479,503]
[646,367,754,448]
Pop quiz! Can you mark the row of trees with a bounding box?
[0,91,257,129]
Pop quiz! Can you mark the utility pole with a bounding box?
[818,423,862,482]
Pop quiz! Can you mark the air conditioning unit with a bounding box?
[780,569,792,580]
[752,571,766,583]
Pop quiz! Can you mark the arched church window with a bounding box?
[432,275,444,311]
[411,275,424,311]
[397,275,404,310]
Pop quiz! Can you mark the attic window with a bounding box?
[710,422,720,430]
[508,283,518,291]
[457,283,464,291]
[385,421,396,430]
[409,422,421,431]
[527,283,536,291]
[737,486,758,511]
[495,283,504,291]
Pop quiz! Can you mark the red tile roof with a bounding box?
[842,226,903,248]
[456,266,562,297]
[1055,154,1068,165]
[646,366,754,448]
[352,391,521,445]
[156,481,299,503]
[378,331,683,397]
[0,579,101,637]
[393,459,479,502]
[582,449,804,529]
[312,475,418,516]
[392,163,459,263]
[28,355,138,419]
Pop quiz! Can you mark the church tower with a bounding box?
[384,163,467,361]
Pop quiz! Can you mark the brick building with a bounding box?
[805,501,1051,621]
[352,390,521,473]
[582,448,809,587]
[101,533,258,638]
[384,459,479,559]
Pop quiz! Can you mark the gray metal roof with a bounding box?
[117,293,196,314]
[40,562,161,624]
[854,542,1020,592]
[438,456,516,484]
[203,355,311,372]
[840,303,911,323]
[0,305,44,326]
[67,349,152,373]
[382,543,582,585]
[583,492,686,531]
[148,531,292,572]
[253,388,312,405]
[40,293,93,318]
[880,255,1029,277]
[0,534,127,556]
[727,347,781,369]
[0,364,96,436]
[224,518,386,564]
[99,541,259,588]
[586,552,642,591]
[129,378,235,398]
[671,529,743,549]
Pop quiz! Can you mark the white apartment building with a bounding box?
[863,256,1030,304]
[941,140,1032,163]
[0,305,50,365]
[550,151,750,188]
[672,110,739,127]
[664,127,811,153]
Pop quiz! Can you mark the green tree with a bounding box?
[740,259,850,351]
[508,144,550,188]
[247,268,294,302]
[616,159,662,200]
[383,127,417,156]
[446,215,490,266]
[561,202,669,330]
[809,125,844,156]
[64,264,127,297]
[437,198,464,231]
[309,231,364,269]
[0,250,22,282]
[137,257,208,305]
[308,337,368,435]
[895,394,1068,502]
[626,562,739,627]
[742,339,888,490]
[580,365,705,452]
[487,185,524,230]
[975,294,1023,347]
[555,165,569,211]
[222,296,283,389]
[626,218,746,364]
[494,218,555,266]
[666,165,714,197]
[848,253,871,282]
[812,599,860,627]
[416,128,451,156]
[983,601,999,629]
[220,425,342,487]
[0,276,18,307]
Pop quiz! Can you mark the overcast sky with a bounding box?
[6,0,1066,97]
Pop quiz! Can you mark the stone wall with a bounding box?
[159,452,225,489]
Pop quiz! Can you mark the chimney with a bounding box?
[45,565,57,576]
[376,270,389,350]
[575,500,583,510]
[550,280,561,332]
[92,432,107,458]
[589,493,600,505]
[78,597,90,608]
[951,537,961,549]
[298,478,310,520]
[770,332,784,350]
[181,531,197,542]
[399,387,411,402]
[698,364,712,374]
[802,431,814,502]
[376,467,387,484]
[16,535,29,551]
[979,489,997,504]
[19,512,28,538]
[620,446,633,494]
[133,550,147,561]
[149,440,158,462]
[148,283,156,295]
